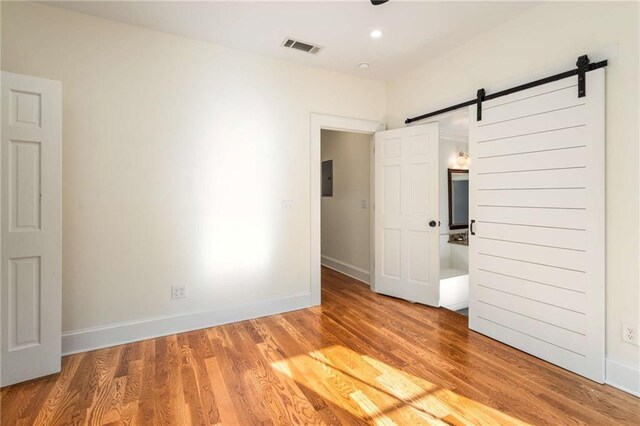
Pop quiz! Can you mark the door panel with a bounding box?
[474,207,587,231]
[474,147,587,174]
[375,124,439,305]
[474,123,585,157]
[475,237,586,272]
[469,69,605,382]
[1,72,62,387]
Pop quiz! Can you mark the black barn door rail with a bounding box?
[405,55,608,124]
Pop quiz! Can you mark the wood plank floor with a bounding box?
[2,267,639,425]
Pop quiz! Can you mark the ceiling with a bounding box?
[47,1,538,81]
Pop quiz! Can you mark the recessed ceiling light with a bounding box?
[358,62,370,69]
[370,29,383,38]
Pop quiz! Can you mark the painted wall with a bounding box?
[1,2,385,334]
[387,1,640,373]
[320,130,371,280]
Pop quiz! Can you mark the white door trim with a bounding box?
[310,113,385,306]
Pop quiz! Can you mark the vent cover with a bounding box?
[282,37,323,55]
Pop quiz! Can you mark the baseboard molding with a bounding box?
[321,255,370,285]
[606,357,640,397]
[62,293,311,356]
[61,289,640,399]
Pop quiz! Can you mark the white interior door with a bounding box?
[1,71,62,386]
[374,123,439,305]
[468,69,605,382]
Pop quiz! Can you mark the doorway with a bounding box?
[436,110,470,315]
[309,114,384,305]
[311,115,445,309]
[320,130,373,285]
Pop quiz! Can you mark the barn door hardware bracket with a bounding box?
[476,88,486,121]
[576,55,590,98]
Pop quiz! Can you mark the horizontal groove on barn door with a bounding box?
[476,316,587,357]
[478,300,587,335]
[478,220,586,231]
[483,84,577,111]
[478,268,586,294]
[477,187,586,191]
[478,236,585,252]
[478,252,586,273]
[478,104,586,128]
[478,205,586,210]
[478,284,586,315]
[477,145,586,159]
[478,166,586,175]
[477,124,586,144]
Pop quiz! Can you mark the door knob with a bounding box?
[429,220,437,228]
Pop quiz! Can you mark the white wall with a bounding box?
[387,1,640,380]
[320,130,371,282]
[439,235,468,273]
[0,2,385,338]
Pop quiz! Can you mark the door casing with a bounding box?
[310,113,385,305]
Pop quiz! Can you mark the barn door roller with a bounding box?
[577,55,590,98]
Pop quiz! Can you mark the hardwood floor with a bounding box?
[2,267,638,425]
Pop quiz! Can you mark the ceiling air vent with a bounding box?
[282,37,323,55]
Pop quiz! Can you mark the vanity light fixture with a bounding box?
[456,151,469,167]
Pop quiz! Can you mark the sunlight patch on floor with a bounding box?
[271,344,530,425]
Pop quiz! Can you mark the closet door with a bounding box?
[1,72,62,386]
[468,69,605,382]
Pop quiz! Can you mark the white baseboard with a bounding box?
[606,357,640,397]
[321,255,370,285]
[62,293,311,356]
[60,287,640,399]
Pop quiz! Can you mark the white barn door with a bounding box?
[1,72,62,386]
[374,124,440,306]
[468,69,605,382]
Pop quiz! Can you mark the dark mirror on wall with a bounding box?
[448,168,469,229]
[322,160,333,197]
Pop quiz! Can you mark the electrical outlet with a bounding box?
[622,322,638,345]
[171,284,186,300]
